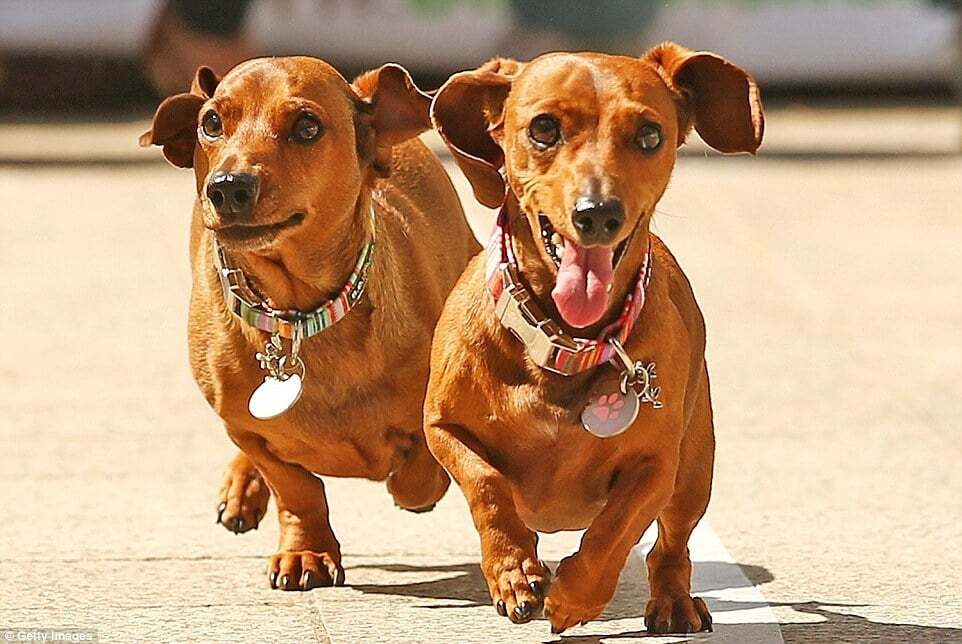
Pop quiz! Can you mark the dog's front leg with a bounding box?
[215,451,270,534]
[543,457,677,633]
[425,423,550,623]
[227,425,345,591]
[385,426,451,513]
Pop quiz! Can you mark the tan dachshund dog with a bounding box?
[141,57,479,590]
[424,43,763,633]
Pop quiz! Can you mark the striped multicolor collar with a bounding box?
[214,206,376,341]
[485,204,651,376]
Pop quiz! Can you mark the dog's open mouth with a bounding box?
[537,215,629,329]
[214,212,305,244]
[538,216,629,269]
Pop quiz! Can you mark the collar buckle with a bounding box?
[495,264,583,374]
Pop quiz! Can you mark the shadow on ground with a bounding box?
[776,602,962,644]
[350,562,491,608]
[350,559,768,614]
[350,560,962,642]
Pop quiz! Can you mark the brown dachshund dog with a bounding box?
[425,43,763,633]
[140,57,479,589]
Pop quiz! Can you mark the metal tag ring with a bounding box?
[278,355,305,379]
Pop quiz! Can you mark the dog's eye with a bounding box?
[636,123,662,153]
[528,115,561,149]
[291,113,322,144]
[201,110,223,139]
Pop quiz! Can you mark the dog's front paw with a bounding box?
[644,595,712,634]
[216,454,270,534]
[543,555,613,633]
[483,551,551,624]
[268,550,345,591]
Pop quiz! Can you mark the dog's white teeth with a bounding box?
[551,233,565,259]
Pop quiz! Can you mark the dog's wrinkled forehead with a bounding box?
[210,58,355,121]
[508,53,675,122]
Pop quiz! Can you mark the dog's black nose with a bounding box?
[206,171,259,219]
[572,197,624,244]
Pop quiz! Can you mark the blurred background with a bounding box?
[2,2,961,642]
[1,0,961,160]
[1,0,961,108]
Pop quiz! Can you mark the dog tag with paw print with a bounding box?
[580,378,639,438]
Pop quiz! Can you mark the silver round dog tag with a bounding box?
[249,373,303,420]
[581,385,639,438]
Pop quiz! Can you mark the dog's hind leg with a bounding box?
[644,371,715,634]
[216,450,270,534]
[386,428,450,513]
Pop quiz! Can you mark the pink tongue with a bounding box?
[551,239,614,328]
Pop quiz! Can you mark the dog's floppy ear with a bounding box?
[646,42,764,154]
[353,63,432,175]
[139,66,220,168]
[431,58,521,208]
[191,66,220,99]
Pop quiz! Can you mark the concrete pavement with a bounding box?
[1,107,960,642]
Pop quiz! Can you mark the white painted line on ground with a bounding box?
[625,520,785,644]
[313,515,782,643]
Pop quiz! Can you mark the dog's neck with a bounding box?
[225,194,374,312]
[504,193,652,338]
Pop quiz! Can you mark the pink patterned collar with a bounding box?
[484,204,651,376]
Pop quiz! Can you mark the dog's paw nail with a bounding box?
[269,571,278,589]
[496,599,507,616]
[683,621,693,633]
[216,502,226,523]
[514,601,532,621]
[300,570,313,590]
[280,574,290,589]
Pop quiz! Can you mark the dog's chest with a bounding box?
[490,362,617,434]
[483,382,622,529]
[206,341,420,479]
[506,428,618,532]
